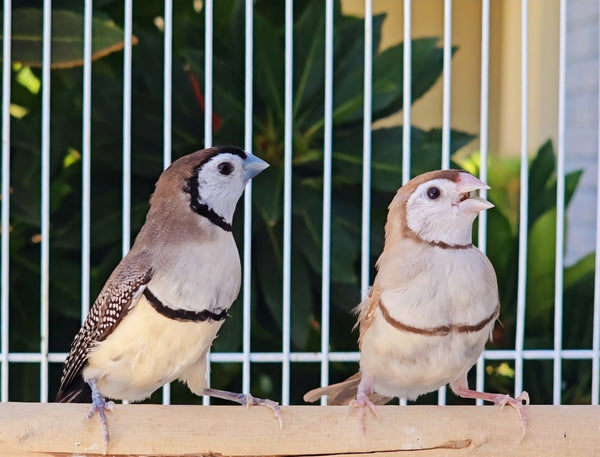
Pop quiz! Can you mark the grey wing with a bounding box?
[56,260,153,401]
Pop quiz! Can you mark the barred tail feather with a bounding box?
[55,374,92,403]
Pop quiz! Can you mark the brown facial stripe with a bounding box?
[428,239,473,249]
[378,300,499,336]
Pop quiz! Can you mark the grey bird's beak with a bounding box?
[243,153,269,181]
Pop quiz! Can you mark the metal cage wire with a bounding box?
[0,0,599,407]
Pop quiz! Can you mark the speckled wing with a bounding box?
[56,257,153,402]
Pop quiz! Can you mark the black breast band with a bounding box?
[143,288,228,322]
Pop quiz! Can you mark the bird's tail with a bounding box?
[55,374,92,403]
[303,372,392,405]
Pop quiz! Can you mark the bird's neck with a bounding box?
[404,215,476,248]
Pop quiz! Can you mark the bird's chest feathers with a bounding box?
[84,294,222,401]
[148,234,241,313]
[378,246,497,327]
[360,246,497,397]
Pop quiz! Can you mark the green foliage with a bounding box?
[1,8,135,68]
[3,0,594,406]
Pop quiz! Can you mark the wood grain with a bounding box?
[0,403,598,456]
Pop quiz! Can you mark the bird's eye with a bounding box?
[218,162,233,175]
[427,186,441,200]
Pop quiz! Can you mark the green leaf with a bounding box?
[3,9,136,68]
[486,206,516,286]
[563,258,596,350]
[411,128,475,174]
[253,13,285,122]
[290,255,313,348]
[330,216,360,284]
[252,165,284,227]
[49,256,81,319]
[334,13,385,85]
[326,14,386,127]
[292,182,359,284]
[526,209,556,325]
[564,170,583,207]
[182,48,245,122]
[331,126,475,191]
[528,139,556,227]
[330,38,445,127]
[254,218,283,328]
[564,253,595,289]
[292,0,326,119]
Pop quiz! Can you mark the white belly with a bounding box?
[83,295,222,401]
[360,310,492,400]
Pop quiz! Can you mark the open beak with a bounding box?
[243,153,269,182]
[456,172,494,214]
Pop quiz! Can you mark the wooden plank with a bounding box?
[0,403,598,456]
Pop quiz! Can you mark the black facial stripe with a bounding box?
[195,146,247,169]
[144,288,228,322]
[184,146,245,231]
[184,173,232,231]
[191,202,232,232]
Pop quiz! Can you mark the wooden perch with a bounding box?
[0,402,598,456]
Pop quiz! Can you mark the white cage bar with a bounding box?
[40,0,52,404]
[320,0,334,405]
[81,0,92,322]
[360,0,373,296]
[1,0,12,404]
[242,0,254,398]
[475,0,491,406]
[514,0,529,399]
[441,0,452,171]
[553,0,567,406]
[401,0,411,185]
[282,0,294,406]
[161,0,174,406]
[122,0,133,256]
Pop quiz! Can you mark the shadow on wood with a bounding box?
[0,403,598,456]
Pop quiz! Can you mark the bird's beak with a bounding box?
[243,153,269,181]
[456,172,494,214]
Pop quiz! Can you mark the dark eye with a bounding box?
[218,162,233,175]
[427,186,441,200]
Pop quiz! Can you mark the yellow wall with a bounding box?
[341,0,560,157]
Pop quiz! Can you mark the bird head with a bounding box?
[185,146,268,226]
[387,170,493,248]
[148,146,269,232]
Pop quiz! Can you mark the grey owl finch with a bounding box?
[57,146,280,446]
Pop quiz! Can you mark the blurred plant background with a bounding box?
[1,0,595,405]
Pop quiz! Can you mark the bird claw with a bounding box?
[241,394,283,429]
[86,379,114,447]
[87,397,114,446]
[493,391,529,440]
[348,392,378,434]
[203,388,283,429]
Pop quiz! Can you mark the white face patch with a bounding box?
[194,153,247,225]
[405,178,478,246]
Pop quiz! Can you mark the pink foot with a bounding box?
[348,390,378,434]
[492,391,530,438]
[451,381,529,440]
